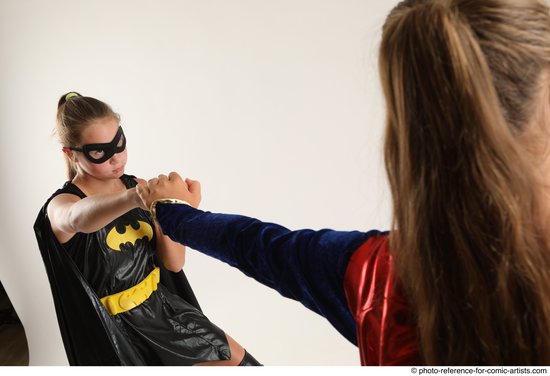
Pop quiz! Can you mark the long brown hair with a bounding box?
[55,92,120,179]
[381,0,550,364]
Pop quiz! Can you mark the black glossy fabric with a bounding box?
[238,350,262,366]
[34,174,231,365]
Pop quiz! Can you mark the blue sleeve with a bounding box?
[156,203,381,345]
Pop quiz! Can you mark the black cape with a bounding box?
[33,186,202,366]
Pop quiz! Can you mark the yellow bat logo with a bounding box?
[106,220,153,251]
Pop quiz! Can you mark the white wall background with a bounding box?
[0,0,397,366]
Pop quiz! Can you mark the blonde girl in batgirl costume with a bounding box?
[34,92,260,366]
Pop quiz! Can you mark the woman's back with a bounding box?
[381,0,550,364]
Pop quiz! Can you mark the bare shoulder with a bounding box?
[48,192,81,212]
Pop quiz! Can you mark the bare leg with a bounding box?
[193,333,245,366]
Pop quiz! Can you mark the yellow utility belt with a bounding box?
[100,266,160,315]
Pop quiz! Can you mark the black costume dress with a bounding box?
[34,174,231,365]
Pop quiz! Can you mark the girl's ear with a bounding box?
[62,147,75,160]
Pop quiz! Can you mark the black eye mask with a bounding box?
[70,127,126,164]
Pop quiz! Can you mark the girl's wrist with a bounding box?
[127,187,144,209]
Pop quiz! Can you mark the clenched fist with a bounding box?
[136,172,202,210]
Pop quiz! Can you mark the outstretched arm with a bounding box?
[48,187,145,244]
[138,172,377,344]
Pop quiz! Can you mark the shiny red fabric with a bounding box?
[344,234,420,365]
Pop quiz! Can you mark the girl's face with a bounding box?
[72,116,128,180]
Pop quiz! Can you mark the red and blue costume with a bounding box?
[154,202,421,365]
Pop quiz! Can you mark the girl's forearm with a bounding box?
[65,188,141,233]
